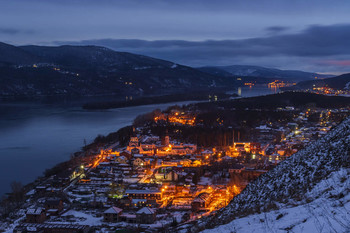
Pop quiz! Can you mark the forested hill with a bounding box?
[0,42,234,97]
[292,73,350,90]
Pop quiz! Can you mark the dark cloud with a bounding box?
[58,24,350,58]
[0,28,20,35]
[0,28,35,35]
[54,24,350,73]
[265,26,289,34]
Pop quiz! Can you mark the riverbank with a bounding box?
[82,91,237,110]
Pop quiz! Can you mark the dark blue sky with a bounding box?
[1,0,350,73]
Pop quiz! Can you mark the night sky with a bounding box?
[1,0,350,73]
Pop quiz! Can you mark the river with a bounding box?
[0,87,278,196]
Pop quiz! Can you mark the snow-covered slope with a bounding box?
[187,117,350,232]
[202,168,350,233]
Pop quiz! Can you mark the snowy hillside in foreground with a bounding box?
[202,168,350,233]
[184,117,350,232]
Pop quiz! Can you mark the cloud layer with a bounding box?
[56,24,350,73]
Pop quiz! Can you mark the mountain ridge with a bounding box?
[0,41,339,97]
[0,42,232,97]
[199,65,333,81]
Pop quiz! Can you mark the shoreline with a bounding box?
[82,91,238,110]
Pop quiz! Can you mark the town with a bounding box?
[307,86,350,96]
[2,95,349,233]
